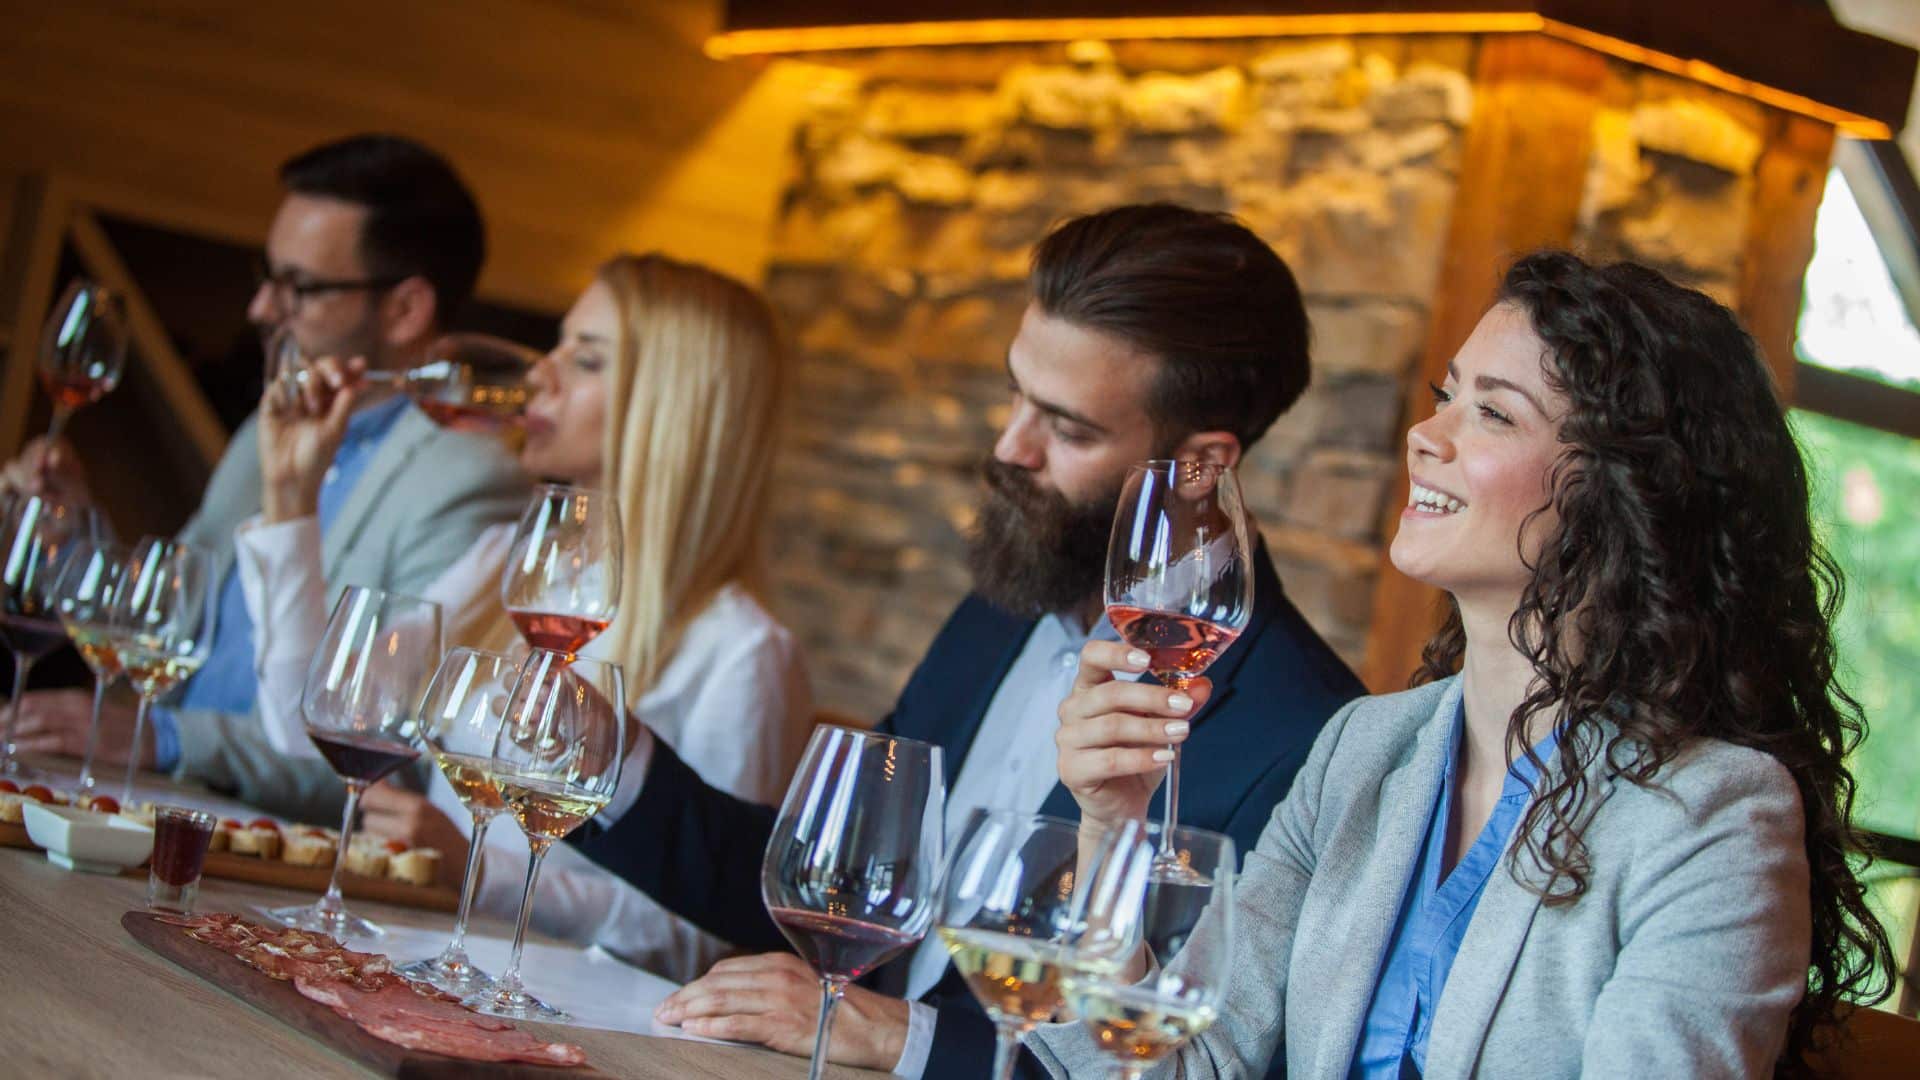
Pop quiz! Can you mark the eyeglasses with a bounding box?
[252,257,404,310]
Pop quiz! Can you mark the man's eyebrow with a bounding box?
[1006,355,1109,434]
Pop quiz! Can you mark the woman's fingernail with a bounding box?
[1165,721,1190,738]
[1127,650,1150,668]
[1168,694,1192,713]
[1152,749,1177,763]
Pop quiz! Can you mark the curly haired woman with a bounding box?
[1038,251,1890,1078]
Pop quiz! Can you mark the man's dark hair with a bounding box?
[1029,203,1310,451]
[280,134,486,324]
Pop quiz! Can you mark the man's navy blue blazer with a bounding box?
[569,544,1362,1079]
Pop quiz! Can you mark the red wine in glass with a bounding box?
[507,610,610,657]
[0,613,68,661]
[1105,606,1242,690]
[307,729,422,784]
[769,907,922,982]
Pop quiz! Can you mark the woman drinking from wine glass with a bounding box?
[1034,251,1891,1079]
[236,252,812,981]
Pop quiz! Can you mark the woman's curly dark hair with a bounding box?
[1412,250,1891,1074]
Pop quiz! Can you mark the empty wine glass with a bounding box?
[39,280,129,441]
[937,811,1154,1080]
[110,538,217,803]
[472,650,625,1021]
[1,494,100,777]
[1105,460,1252,880]
[1060,824,1237,1079]
[51,538,130,795]
[762,725,946,1080]
[269,585,442,938]
[500,484,622,658]
[397,646,519,995]
[267,327,535,434]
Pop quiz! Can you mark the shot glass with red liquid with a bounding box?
[147,806,217,912]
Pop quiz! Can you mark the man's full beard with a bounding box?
[963,458,1120,619]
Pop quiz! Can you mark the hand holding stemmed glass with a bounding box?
[109,537,217,804]
[762,726,946,1080]
[396,646,519,995]
[471,650,625,1021]
[1,494,102,778]
[501,484,622,657]
[267,328,536,435]
[269,585,442,938]
[1104,460,1252,880]
[51,538,131,794]
[39,279,129,442]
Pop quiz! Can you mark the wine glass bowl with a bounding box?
[761,725,946,1080]
[51,538,131,794]
[38,280,129,440]
[266,329,535,435]
[2,495,103,777]
[470,650,626,1021]
[268,585,442,939]
[500,484,622,658]
[109,538,217,803]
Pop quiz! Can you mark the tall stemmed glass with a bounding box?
[39,280,129,441]
[1,495,100,777]
[267,328,535,435]
[269,585,442,938]
[1104,460,1252,879]
[52,538,130,795]
[398,647,519,995]
[762,726,946,1080]
[473,650,625,1021]
[1060,824,1237,1079]
[110,538,216,803]
[938,811,1154,1080]
[500,484,622,658]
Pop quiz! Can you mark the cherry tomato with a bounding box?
[22,785,54,803]
[248,817,278,831]
[87,795,120,814]
[0,779,18,794]
[382,839,408,855]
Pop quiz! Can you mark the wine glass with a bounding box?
[472,650,625,1021]
[110,538,217,804]
[762,725,946,1080]
[269,585,442,938]
[1104,460,1252,880]
[39,280,129,441]
[937,811,1154,1080]
[1,494,100,777]
[500,484,622,658]
[397,646,519,995]
[51,538,130,795]
[267,327,535,434]
[1060,824,1237,1079]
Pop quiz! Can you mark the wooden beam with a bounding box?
[0,174,70,459]
[1358,33,1606,694]
[1737,113,1836,404]
[65,210,227,472]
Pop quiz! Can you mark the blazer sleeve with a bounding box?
[1027,696,1366,1080]
[1578,748,1811,1077]
[383,433,527,597]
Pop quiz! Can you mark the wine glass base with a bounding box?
[267,902,385,940]
[467,988,569,1023]
[397,956,496,997]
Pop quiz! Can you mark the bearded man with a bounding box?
[569,204,1364,1078]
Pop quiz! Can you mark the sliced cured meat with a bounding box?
[294,978,581,1064]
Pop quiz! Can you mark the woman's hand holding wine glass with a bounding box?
[1055,639,1213,832]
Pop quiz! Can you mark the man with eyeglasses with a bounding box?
[4,135,527,819]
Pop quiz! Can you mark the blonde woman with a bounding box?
[235,253,812,981]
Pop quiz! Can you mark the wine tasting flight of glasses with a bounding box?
[501,484,622,659]
[937,811,1155,1080]
[265,328,537,435]
[1104,460,1253,881]
[762,725,946,1080]
[1,495,103,779]
[397,646,520,996]
[269,585,442,939]
[1060,823,1237,1080]
[39,279,129,442]
[109,538,217,805]
[50,538,131,795]
[471,650,626,1022]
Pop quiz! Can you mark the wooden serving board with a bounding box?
[122,910,606,1079]
[0,822,458,911]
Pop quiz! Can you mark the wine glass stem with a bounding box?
[806,978,846,1080]
[46,404,72,443]
[990,1022,1025,1080]
[318,780,369,919]
[442,812,495,961]
[498,839,551,995]
[77,674,112,793]
[2,652,33,774]
[1162,741,1183,843]
[119,693,151,804]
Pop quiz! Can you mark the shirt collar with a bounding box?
[1045,609,1120,647]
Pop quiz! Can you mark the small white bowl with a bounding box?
[22,802,153,874]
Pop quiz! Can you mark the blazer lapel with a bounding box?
[319,407,436,583]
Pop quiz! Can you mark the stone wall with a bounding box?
[763,36,1475,720]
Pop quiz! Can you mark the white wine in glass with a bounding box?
[52,539,130,795]
[108,538,216,804]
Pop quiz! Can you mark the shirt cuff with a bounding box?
[594,713,655,827]
[893,1001,937,1079]
[150,705,181,773]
